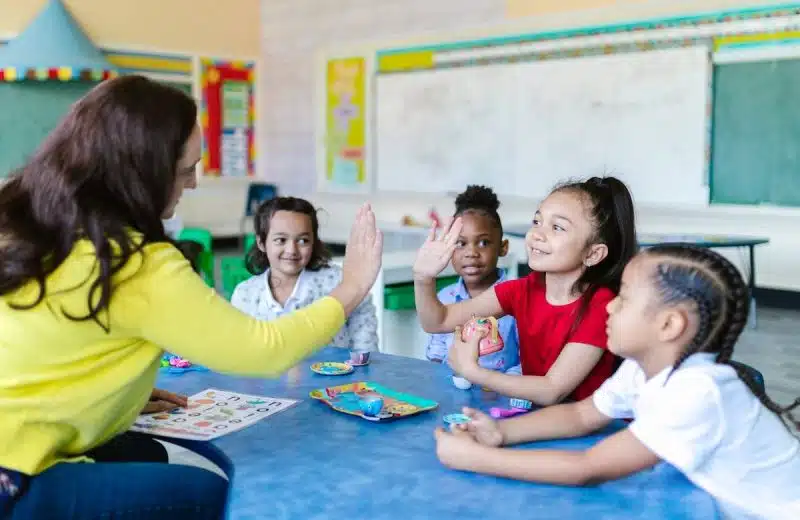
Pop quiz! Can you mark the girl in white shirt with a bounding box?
[434,244,799,520]
[231,197,378,362]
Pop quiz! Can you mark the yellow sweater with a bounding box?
[0,239,346,475]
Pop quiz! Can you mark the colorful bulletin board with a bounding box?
[200,58,256,177]
[324,57,367,190]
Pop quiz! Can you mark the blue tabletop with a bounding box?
[503,226,769,249]
[156,348,720,520]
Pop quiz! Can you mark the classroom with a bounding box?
[0,0,798,518]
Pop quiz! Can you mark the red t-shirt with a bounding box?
[494,273,616,401]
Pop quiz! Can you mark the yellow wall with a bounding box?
[507,0,791,20]
[0,0,260,56]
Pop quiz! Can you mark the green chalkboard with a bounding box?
[0,80,194,179]
[711,60,800,207]
[0,82,95,178]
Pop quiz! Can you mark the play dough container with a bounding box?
[461,316,504,356]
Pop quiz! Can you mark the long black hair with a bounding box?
[0,75,198,330]
[554,176,638,334]
[245,196,331,275]
[646,243,799,431]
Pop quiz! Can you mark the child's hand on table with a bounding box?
[142,388,188,414]
[433,426,485,471]
[412,217,463,280]
[447,326,483,380]
[454,407,504,447]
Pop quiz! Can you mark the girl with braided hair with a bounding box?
[434,244,799,519]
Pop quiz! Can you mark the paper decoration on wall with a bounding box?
[0,0,116,82]
[324,57,367,190]
[200,59,256,177]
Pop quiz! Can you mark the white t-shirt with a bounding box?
[593,353,800,520]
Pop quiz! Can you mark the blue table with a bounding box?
[156,348,720,520]
[504,227,769,327]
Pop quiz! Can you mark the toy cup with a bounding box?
[452,376,473,390]
[349,352,370,366]
[359,396,384,417]
[461,316,504,356]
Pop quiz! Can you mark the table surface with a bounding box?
[157,348,720,520]
[503,226,770,248]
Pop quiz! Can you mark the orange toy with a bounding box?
[461,316,504,356]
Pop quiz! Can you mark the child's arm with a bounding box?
[435,425,660,486]
[497,397,611,445]
[414,282,505,333]
[455,342,605,405]
[346,293,379,352]
[437,360,665,485]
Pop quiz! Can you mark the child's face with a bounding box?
[525,190,607,274]
[258,210,314,278]
[605,255,661,357]
[452,212,507,288]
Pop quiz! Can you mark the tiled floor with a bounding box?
[732,308,800,417]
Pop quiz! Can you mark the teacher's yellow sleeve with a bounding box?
[113,242,346,377]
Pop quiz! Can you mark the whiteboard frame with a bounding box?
[315,4,800,207]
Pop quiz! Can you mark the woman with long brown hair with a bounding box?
[0,75,383,519]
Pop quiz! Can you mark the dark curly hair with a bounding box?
[454,185,503,233]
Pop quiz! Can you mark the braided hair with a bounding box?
[454,185,503,234]
[645,243,799,432]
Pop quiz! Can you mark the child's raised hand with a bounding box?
[337,204,384,307]
[412,217,463,281]
[456,407,504,447]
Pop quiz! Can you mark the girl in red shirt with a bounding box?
[413,177,637,405]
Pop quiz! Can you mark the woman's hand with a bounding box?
[412,218,462,281]
[141,388,188,414]
[332,204,384,316]
[454,407,504,447]
[447,325,483,380]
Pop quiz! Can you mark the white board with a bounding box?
[375,47,711,206]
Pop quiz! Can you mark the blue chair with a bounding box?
[729,360,765,392]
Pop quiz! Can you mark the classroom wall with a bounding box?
[253,0,789,194]
[0,0,260,56]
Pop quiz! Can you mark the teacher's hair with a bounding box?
[0,75,198,330]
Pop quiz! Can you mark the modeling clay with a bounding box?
[461,316,504,356]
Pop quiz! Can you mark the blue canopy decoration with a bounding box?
[0,0,116,81]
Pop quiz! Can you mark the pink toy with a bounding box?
[461,316,504,356]
[169,357,192,369]
[489,407,529,419]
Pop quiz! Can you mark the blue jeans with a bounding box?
[3,433,228,519]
